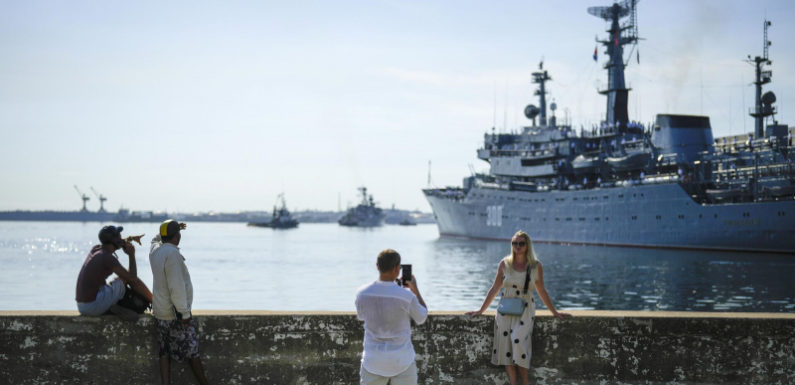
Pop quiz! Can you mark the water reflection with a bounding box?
[428,238,795,312]
[0,221,792,312]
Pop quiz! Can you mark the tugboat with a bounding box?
[422,2,795,253]
[338,187,385,227]
[248,194,299,229]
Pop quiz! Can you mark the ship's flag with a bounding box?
[593,46,598,62]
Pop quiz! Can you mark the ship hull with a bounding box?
[424,183,795,254]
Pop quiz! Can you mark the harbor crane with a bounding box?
[90,187,107,213]
[73,185,90,212]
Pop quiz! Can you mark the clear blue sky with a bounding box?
[1,1,793,213]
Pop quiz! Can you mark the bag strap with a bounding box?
[522,262,536,294]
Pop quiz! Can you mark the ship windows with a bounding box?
[656,215,662,220]
[631,216,637,220]
[618,194,624,198]
[778,211,787,216]
[678,214,685,219]
[603,195,608,199]
[565,217,572,221]
[742,212,751,217]
[594,217,600,221]
[579,218,586,221]
[698,214,703,219]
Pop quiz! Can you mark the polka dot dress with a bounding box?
[491,257,539,369]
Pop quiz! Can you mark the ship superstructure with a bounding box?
[339,187,385,227]
[248,193,299,229]
[423,1,795,253]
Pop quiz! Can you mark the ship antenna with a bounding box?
[531,60,551,126]
[493,81,497,130]
[746,19,774,139]
[427,160,432,187]
[587,0,640,132]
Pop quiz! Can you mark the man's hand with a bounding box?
[124,234,145,246]
[405,275,418,291]
[179,223,187,230]
[121,242,136,256]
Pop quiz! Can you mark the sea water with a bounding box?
[0,221,792,312]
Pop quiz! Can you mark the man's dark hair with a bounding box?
[162,233,176,243]
[377,249,401,273]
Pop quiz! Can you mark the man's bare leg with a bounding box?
[189,357,210,385]
[159,356,170,385]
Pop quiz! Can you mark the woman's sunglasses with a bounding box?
[511,241,526,247]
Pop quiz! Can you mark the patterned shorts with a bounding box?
[156,319,200,362]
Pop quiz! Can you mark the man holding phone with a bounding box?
[355,249,427,385]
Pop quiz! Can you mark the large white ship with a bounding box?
[424,1,795,254]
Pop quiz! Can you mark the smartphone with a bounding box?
[401,264,412,286]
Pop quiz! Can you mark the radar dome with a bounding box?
[524,105,540,119]
[762,91,776,105]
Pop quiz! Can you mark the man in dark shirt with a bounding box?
[75,225,152,318]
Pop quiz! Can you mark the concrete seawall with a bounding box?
[1,310,793,384]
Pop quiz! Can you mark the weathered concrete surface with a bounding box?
[1,310,793,384]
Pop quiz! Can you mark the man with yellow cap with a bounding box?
[149,219,210,385]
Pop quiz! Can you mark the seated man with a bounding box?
[75,225,153,319]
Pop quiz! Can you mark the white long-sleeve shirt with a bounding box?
[355,280,428,377]
[149,235,193,320]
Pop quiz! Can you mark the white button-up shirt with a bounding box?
[355,280,428,377]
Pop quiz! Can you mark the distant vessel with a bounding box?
[114,208,169,223]
[423,2,795,253]
[398,218,417,226]
[338,187,385,227]
[248,194,299,229]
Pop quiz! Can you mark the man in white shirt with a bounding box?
[149,220,209,385]
[355,249,428,385]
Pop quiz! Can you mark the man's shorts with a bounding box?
[156,319,200,362]
[76,278,126,316]
[360,362,418,385]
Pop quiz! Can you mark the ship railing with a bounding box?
[713,163,795,181]
[483,148,559,159]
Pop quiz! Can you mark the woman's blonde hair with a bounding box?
[505,230,539,268]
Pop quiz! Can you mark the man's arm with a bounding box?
[122,242,137,277]
[111,265,153,302]
[406,275,428,324]
[164,253,191,320]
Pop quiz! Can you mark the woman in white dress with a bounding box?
[466,230,571,385]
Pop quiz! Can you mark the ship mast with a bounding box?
[532,61,551,126]
[747,20,774,139]
[588,0,639,132]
